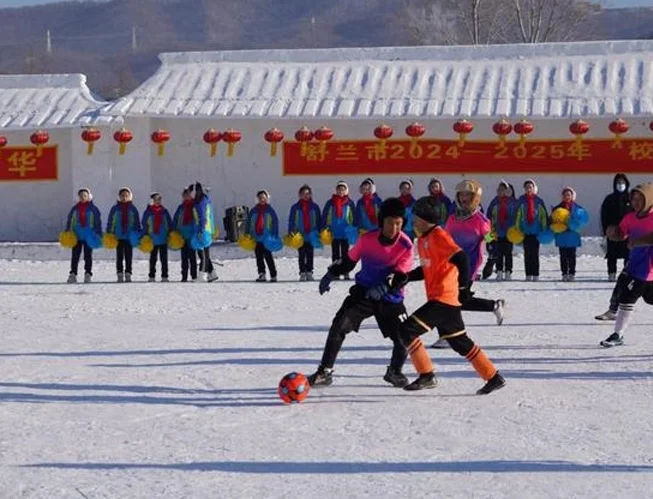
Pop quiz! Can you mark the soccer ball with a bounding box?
[278,372,310,404]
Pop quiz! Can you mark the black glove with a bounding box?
[458,286,473,304]
[319,272,335,295]
[389,272,409,289]
[366,282,389,301]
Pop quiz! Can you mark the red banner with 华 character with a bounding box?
[0,146,58,181]
[282,139,653,175]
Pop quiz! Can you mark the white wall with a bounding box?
[149,117,652,237]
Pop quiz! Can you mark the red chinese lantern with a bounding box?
[374,124,393,149]
[113,128,133,156]
[569,119,589,146]
[608,118,629,149]
[453,119,474,147]
[30,129,49,157]
[81,127,101,155]
[151,129,171,157]
[295,126,314,156]
[203,129,222,157]
[513,119,534,147]
[222,128,242,157]
[0,136,7,149]
[492,119,512,147]
[314,126,334,155]
[405,122,426,144]
[264,128,284,157]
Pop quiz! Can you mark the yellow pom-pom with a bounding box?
[284,232,304,249]
[551,207,570,225]
[507,226,525,245]
[550,222,568,234]
[167,231,184,250]
[102,233,118,249]
[237,234,257,251]
[138,235,154,253]
[59,231,78,249]
[320,228,334,246]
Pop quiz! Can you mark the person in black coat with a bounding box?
[600,173,632,281]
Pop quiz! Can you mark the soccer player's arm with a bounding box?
[449,250,471,289]
[328,238,362,275]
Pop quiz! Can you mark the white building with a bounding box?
[2,41,653,240]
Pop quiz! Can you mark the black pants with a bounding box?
[116,239,133,274]
[320,285,407,371]
[559,247,577,276]
[70,241,93,275]
[461,282,496,312]
[255,242,277,277]
[523,235,540,277]
[298,242,314,273]
[149,244,169,278]
[181,241,197,281]
[495,237,513,273]
[331,238,349,263]
[609,271,630,313]
[197,247,214,274]
[607,240,630,275]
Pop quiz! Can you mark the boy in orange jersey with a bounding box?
[374,196,505,394]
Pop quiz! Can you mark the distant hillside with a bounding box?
[0,0,651,99]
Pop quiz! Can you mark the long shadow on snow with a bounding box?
[21,459,653,473]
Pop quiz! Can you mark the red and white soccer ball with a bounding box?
[278,372,310,404]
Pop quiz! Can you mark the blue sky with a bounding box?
[3,0,653,6]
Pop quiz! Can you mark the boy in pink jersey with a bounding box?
[600,183,653,347]
[309,198,414,388]
[432,180,505,348]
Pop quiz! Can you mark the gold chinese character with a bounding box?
[6,150,38,177]
[566,142,592,161]
[335,144,359,162]
[365,143,388,161]
[304,143,327,162]
[628,142,653,161]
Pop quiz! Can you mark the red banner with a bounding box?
[0,146,58,181]
[283,138,653,175]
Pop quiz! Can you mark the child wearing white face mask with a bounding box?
[600,174,632,282]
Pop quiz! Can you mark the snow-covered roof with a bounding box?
[102,41,653,120]
[0,74,110,130]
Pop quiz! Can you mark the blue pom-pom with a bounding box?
[345,225,358,245]
[568,208,589,232]
[538,229,555,245]
[308,231,323,249]
[191,232,211,250]
[129,230,142,247]
[85,230,102,249]
[263,235,283,252]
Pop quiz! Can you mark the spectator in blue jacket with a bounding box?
[398,179,416,239]
[106,187,140,282]
[553,187,589,282]
[66,187,102,284]
[193,182,218,282]
[288,184,322,281]
[172,187,198,282]
[515,179,548,281]
[322,180,356,278]
[142,192,173,282]
[355,178,383,232]
[247,189,279,282]
[486,180,519,281]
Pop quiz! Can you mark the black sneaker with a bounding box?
[383,367,409,388]
[307,367,333,387]
[403,372,438,391]
[476,372,506,395]
[256,273,266,282]
[600,332,624,348]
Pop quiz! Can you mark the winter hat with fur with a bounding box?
[428,178,444,194]
[360,178,376,194]
[118,187,133,201]
[77,187,93,201]
[399,179,414,190]
[149,192,162,205]
[378,197,406,228]
[298,184,312,195]
[257,190,271,200]
[523,179,538,194]
[335,180,349,195]
[561,186,577,201]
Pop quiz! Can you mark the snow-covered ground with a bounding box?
[1,251,652,498]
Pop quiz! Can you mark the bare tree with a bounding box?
[401,0,600,45]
